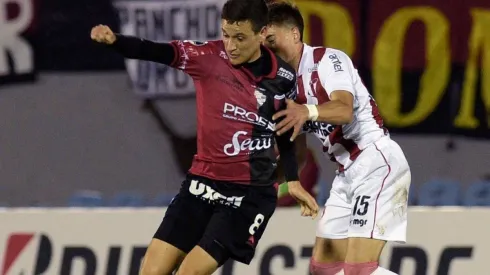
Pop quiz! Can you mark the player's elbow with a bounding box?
[345,111,354,124]
[329,90,354,124]
[340,107,354,124]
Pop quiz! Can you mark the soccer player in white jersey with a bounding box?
[264,2,411,275]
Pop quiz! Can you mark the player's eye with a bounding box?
[237,37,244,42]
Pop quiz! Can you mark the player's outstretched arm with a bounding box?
[275,124,299,182]
[276,129,319,218]
[294,132,308,171]
[90,24,176,64]
[274,96,354,141]
[274,133,308,183]
[310,91,354,124]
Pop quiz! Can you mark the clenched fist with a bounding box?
[91,25,116,44]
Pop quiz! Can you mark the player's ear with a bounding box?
[292,27,301,43]
[259,26,267,41]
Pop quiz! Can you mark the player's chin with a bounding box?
[229,57,244,65]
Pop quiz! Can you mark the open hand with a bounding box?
[272,99,309,141]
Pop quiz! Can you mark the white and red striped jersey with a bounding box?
[296,44,387,171]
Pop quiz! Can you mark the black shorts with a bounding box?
[153,174,278,265]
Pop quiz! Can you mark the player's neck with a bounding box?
[291,42,304,71]
[248,48,262,63]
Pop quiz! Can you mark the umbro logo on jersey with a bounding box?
[308,63,319,73]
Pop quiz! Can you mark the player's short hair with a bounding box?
[221,0,269,34]
[268,2,304,41]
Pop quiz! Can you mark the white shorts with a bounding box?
[316,136,411,243]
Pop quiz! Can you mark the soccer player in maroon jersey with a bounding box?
[264,2,411,275]
[91,0,319,274]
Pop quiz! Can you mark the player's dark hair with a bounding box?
[221,0,269,34]
[268,2,304,41]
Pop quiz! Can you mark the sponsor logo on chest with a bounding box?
[223,131,272,156]
[223,103,275,131]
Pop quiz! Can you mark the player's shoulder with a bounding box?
[273,53,296,85]
[319,47,352,73]
[180,39,218,47]
[322,48,351,64]
[202,39,224,49]
[270,53,297,99]
[178,39,225,56]
[323,47,349,57]
[203,40,231,53]
[298,44,349,73]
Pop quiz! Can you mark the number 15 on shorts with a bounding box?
[248,214,265,235]
[353,195,371,216]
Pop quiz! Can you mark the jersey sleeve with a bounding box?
[273,78,297,112]
[285,79,298,100]
[168,40,214,78]
[318,49,355,96]
[274,74,299,181]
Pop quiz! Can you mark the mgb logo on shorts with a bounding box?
[189,180,244,208]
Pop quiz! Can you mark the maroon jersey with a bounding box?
[168,40,297,186]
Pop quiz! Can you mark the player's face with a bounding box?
[264,24,296,63]
[222,20,265,65]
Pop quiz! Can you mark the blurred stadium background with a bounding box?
[0,0,489,274]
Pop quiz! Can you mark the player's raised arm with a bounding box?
[90,25,176,65]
